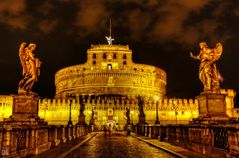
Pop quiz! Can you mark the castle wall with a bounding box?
[0,89,235,127]
[0,95,13,121]
[37,97,199,129]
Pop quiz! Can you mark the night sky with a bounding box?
[0,0,239,103]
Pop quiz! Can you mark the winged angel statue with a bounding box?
[190,42,223,93]
[18,42,42,94]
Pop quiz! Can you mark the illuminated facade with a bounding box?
[55,45,166,99]
[0,95,13,122]
[0,89,236,130]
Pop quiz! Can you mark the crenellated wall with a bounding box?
[0,89,236,129]
[0,95,13,121]
[220,89,236,117]
[37,96,199,128]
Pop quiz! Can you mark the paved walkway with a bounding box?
[26,133,97,158]
[26,131,218,158]
[130,133,211,158]
[64,132,177,158]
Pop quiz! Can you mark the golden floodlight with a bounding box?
[155,96,160,101]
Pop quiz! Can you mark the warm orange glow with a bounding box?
[155,96,159,101]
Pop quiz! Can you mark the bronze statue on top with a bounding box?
[18,42,42,94]
[190,42,223,93]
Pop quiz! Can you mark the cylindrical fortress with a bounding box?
[55,45,166,99]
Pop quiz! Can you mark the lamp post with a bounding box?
[155,96,160,124]
[68,95,74,126]
[77,95,86,125]
[173,98,178,124]
[130,111,134,125]
[90,108,95,125]
[43,101,48,120]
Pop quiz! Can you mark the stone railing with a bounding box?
[0,124,90,158]
[132,124,239,157]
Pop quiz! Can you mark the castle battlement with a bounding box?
[39,98,80,105]
[161,98,197,105]
[220,89,236,97]
[38,96,199,112]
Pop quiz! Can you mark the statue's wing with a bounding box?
[19,42,27,75]
[213,43,223,61]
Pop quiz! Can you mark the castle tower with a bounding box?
[54,44,166,100]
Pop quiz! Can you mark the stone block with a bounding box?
[193,93,229,124]
[12,94,39,119]
[197,93,227,117]
[4,94,47,125]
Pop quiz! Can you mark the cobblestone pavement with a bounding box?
[130,133,208,158]
[26,133,97,158]
[64,132,178,158]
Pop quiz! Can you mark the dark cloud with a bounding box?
[0,0,29,30]
[36,1,54,16]
[38,19,58,34]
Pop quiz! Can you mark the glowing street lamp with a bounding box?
[155,96,160,124]
[89,108,95,125]
[68,95,74,126]
[43,101,48,120]
[173,98,178,124]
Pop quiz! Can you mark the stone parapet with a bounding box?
[0,124,89,157]
[133,124,239,157]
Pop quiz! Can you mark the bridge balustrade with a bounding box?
[132,124,239,157]
[0,125,89,157]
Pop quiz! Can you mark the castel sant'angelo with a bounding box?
[54,44,166,100]
[0,34,236,130]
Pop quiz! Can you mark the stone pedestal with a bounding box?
[77,115,87,126]
[138,114,146,125]
[1,94,51,157]
[4,94,46,125]
[193,92,229,124]
[90,118,95,126]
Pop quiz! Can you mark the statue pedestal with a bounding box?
[2,94,50,157]
[90,118,95,125]
[192,92,229,124]
[138,115,146,125]
[77,114,87,126]
[4,94,46,125]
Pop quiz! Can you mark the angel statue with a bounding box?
[190,42,223,93]
[18,42,42,94]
